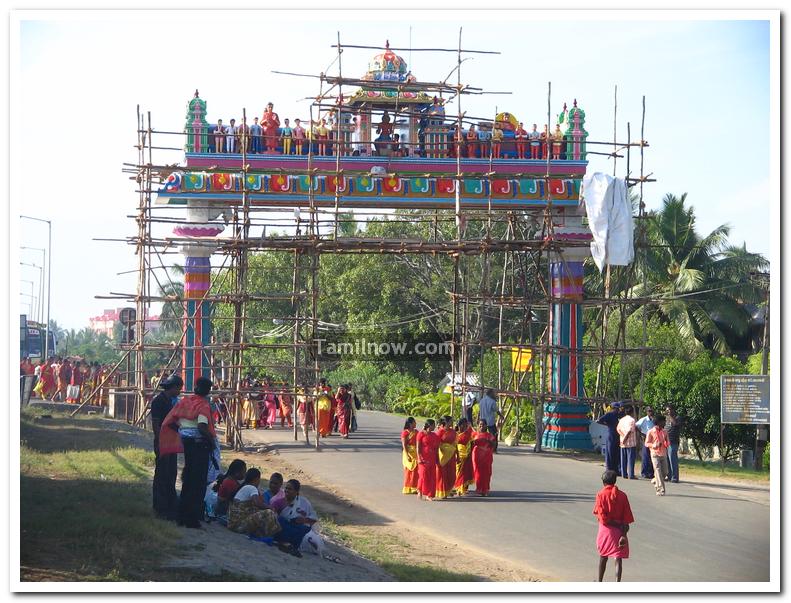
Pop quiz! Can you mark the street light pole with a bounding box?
[20,216,52,360]
[20,262,43,322]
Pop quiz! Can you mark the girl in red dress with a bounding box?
[453,418,474,495]
[401,417,419,494]
[471,418,496,496]
[416,419,440,501]
[435,415,457,499]
[593,470,635,582]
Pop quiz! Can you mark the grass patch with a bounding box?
[319,516,481,582]
[19,409,191,582]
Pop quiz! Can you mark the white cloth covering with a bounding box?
[581,172,634,271]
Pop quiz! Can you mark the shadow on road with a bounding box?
[446,490,594,503]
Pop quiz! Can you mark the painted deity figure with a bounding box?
[315,118,330,156]
[491,124,504,159]
[374,111,394,156]
[226,118,237,153]
[529,123,541,159]
[261,102,281,153]
[214,119,226,153]
[281,118,293,155]
[237,116,251,154]
[542,124,550,159]
[552,123,564,159]
[466,124,478,158]
[514,121,527,159]
[250,117,263,153]
[293,118,306,155]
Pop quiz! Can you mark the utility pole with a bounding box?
[754,274,769,470]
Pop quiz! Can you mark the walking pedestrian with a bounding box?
[593,470,634,582]
[645,415,670,496]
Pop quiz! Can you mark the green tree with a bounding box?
[646,353,753,462]
[633,193,768,354]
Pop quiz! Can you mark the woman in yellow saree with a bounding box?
[400,417,419,494]
[316,385,334,437]
[435,415,458,499]
[454,417,474,495]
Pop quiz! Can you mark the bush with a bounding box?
[323,364,425,412]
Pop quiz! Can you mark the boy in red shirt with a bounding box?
[593,469,634,582]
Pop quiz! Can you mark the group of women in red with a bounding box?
[401,415,496,500]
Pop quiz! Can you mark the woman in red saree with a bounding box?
[593,470,635,582]
[37,359,56,400]
[416,419,440,501]
[471,418,496,496]
[335,385,352,439]
[453,418,474,495]
[279,389,293,428]
[435,416,457,499]
[262,379,279,428]
[400,417,419,494]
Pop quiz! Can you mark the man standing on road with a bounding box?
[597,402,623,473]
[461,388,478,427]
[635,407,655,479]
[665,405,684,483]
[150,374,183,520]
[616,406,637,480]
[478,389,504,453]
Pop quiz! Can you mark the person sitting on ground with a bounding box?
[212,459,247,518]
[263,472,285,507]
[227,468,281,538]
[593,469,635,582]
[273,479,318,557]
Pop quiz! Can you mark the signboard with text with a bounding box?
[720,374,770,425]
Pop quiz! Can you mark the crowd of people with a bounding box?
[596,402,685,496]
[238,377,361,440]
[21,356,115,405]
[150,373,324,558]
[401,415,498,501]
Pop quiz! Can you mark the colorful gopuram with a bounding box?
[156,42,595,448]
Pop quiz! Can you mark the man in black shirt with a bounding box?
[151,374,183,519]
[665,404,684,483]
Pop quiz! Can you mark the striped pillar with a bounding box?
[542,224,594,451]
[183,255,212,392]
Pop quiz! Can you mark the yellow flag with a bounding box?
[511,347,533,372]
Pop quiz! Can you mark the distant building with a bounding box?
[88,308,161,339]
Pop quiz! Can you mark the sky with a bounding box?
[11,10,777,331]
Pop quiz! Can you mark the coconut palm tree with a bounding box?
[632,193,768,353]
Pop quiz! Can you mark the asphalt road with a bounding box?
[238,410,770,582]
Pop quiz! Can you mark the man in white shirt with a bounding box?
[635,406,656,479]
[273,479,317,557]
[461,389,478,426]
[616,405,638,479]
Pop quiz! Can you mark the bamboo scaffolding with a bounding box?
[96,33,653,457]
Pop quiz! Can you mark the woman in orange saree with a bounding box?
[472,418,496,496]
[435,416,457,499]
[37,359,56,400]
[401,417,419,494]
[453,417,474,495]
[316,388,334,437]
[416,419,440,501]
